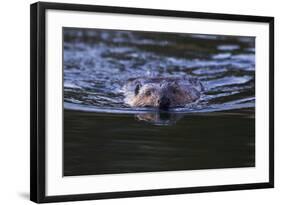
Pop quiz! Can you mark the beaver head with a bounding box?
[132,82,183,109]
[123,77,202,109]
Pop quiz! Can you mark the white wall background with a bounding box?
[0,0,279,204]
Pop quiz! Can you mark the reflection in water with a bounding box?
[135,112,184,126]
[63,28,255,176]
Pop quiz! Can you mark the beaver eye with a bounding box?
[145,91,152,96]
[172,88,177,94]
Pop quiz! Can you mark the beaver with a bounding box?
[123,76,204,109]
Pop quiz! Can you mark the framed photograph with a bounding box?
[30,1,274,203]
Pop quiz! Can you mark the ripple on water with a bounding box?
[63,28,255,114]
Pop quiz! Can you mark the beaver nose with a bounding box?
[158,96,170,109]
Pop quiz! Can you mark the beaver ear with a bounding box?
[135,83,141,95]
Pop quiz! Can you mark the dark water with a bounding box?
[63,28,255,176]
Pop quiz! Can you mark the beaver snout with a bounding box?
[158,96,170,109]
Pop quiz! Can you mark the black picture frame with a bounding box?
[30,1,274,203]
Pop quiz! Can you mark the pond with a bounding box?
[63,28,255,176]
